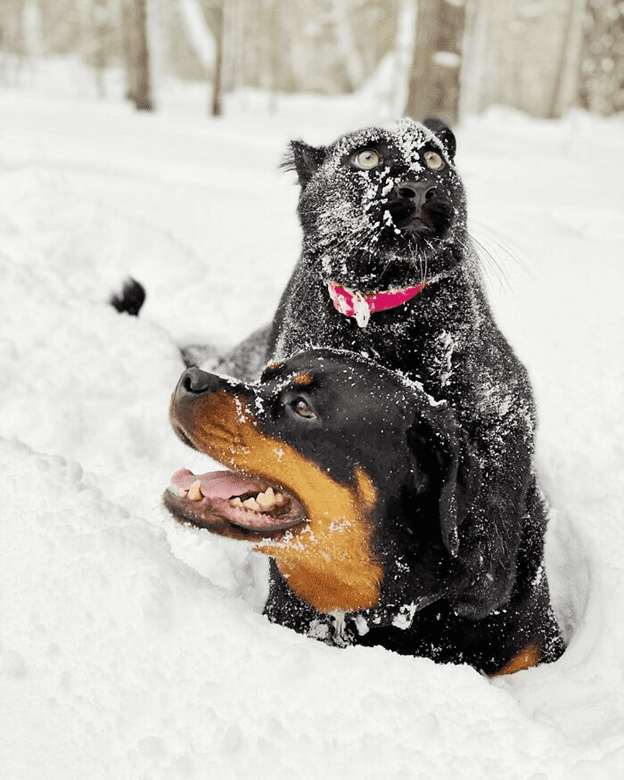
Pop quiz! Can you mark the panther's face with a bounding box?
[286,118,467,290]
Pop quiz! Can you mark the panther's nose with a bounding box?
[177,367,219,395]
[395,181,437,206]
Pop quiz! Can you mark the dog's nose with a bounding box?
[177,367,218,395]
[395,181,437,205]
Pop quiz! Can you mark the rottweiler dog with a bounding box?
[164,349,564,676]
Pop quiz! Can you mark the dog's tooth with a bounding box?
[274,491,286,506]
[230,497,243,507]
[256,487,276,509]
[243,497,261,511]
[187,480,203,501]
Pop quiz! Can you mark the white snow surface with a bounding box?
[1,84,623,779]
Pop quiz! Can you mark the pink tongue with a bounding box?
[171,468,267,499]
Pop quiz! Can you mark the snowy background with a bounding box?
[1,71,623,778]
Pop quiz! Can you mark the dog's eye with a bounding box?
[423,151,445,171]
[291,398,317,420]
[352,149,381,170]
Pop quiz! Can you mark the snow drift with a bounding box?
[0,86,623,779]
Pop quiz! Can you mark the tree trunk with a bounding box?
[123,0,154,111]
[92,0,108,100]
[203,0,224,116]
[121,0,136,100]
[405,0,466,125]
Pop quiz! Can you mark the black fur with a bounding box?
[110,278,146,316]
[218,118,552,625]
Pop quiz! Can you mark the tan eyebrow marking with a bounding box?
[292,371,314,387]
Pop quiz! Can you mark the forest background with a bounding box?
[0,0,622,124]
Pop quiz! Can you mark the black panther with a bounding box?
[213,118,549,627]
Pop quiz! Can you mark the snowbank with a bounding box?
[1,86,623,778]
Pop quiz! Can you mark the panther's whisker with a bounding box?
[468,232,516,293]
[321,223,377,259]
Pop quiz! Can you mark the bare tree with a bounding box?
[122,0,153,110]
[201,0,224,116]
[405,0,465,124]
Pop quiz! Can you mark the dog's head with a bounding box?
[282,118,467,292]
[164,349,479,616]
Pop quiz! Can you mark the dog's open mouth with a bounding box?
[164,468,307,535]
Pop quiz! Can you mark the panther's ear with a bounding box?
[407,406,480,557]
[422,117,456,161]
[281,140,327,186]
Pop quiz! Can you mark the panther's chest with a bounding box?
[271,274,474,398]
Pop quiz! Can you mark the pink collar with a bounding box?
[327,280,428,328]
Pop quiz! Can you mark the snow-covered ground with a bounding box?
[1,75,623,778]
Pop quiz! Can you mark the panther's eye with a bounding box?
[423,151,445,171]
[352,149,381,170]
[291,398,317,420]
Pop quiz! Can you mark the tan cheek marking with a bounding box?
[180,391,383,614]
[490,643,540,676]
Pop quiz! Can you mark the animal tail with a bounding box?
[110,278,146,316]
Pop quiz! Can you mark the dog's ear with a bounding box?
[421,117,456,161]
[407,406,480,557]
[281,140,327,186]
